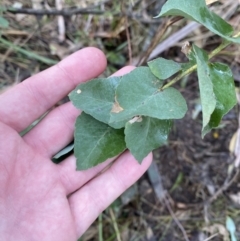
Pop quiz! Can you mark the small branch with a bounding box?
[138,17,183,66]
[6,6,162,24]
[109,208,122,241]
[5,6,162,24]
[164,195,190,241]
[203,233,219,241]
[207,168,240,204]
[147,22,200,61]
[56,0,66,42]
[6,7,104,16]
[121,2,132,65]
[161,64,197,90]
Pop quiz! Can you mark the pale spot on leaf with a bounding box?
[77,89,81,94]
[111,97,124,113]
[129,116,143,124]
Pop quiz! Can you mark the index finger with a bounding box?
[0,47,107,132]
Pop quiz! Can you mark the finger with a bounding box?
[23,66,135,157]
[68,151,152,237]
[0,47,107,132]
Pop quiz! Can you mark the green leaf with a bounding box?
[148,57,182,80]
[156,0,240,43]
[110,67,187,123]
[69,76,126,129]
[0,16,9,28]
[170,172,184,193]
[125,116,172,162]
[205,63,237,134]
[193,45,237,136]
[74,113,126,170]
[193,46,215,135]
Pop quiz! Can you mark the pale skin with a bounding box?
[0,48,152,241]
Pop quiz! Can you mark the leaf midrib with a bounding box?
[85,127,111,164]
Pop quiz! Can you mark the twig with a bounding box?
[207,168,240,204]
[6,7,104,16]
[148,22,200,61]
[148,160,189,241]
[6,6,162,24]
[56,0,66,42]
[203,233,219,241]
[203,168,239,226]
[121,2,132,65]
[109,208,122,241]
[164,195,190,241]
[137,17,183,66]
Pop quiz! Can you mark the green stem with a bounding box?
[0,37,58,65]
[98,213,103,241]
[109,208,122,241]
[161,31,240,90]
[161,64,197,90]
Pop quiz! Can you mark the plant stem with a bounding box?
[109,208,122,241]
[161,64,197,90]
[98,213,103,241]
[0,37,58,65]
[161,31,240,90]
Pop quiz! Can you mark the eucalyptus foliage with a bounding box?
[69,0,238,170]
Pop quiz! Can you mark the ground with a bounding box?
[1,0,240,240]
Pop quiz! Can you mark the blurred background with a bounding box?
[1,0,240,240]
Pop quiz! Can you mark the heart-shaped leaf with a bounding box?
[110,67,187,123]
[74,113,126,170]
[125,116,172,162]
[69,76,126,129]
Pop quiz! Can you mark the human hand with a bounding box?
[0,48,152,241]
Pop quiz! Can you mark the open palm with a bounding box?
[0,48,152,241]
